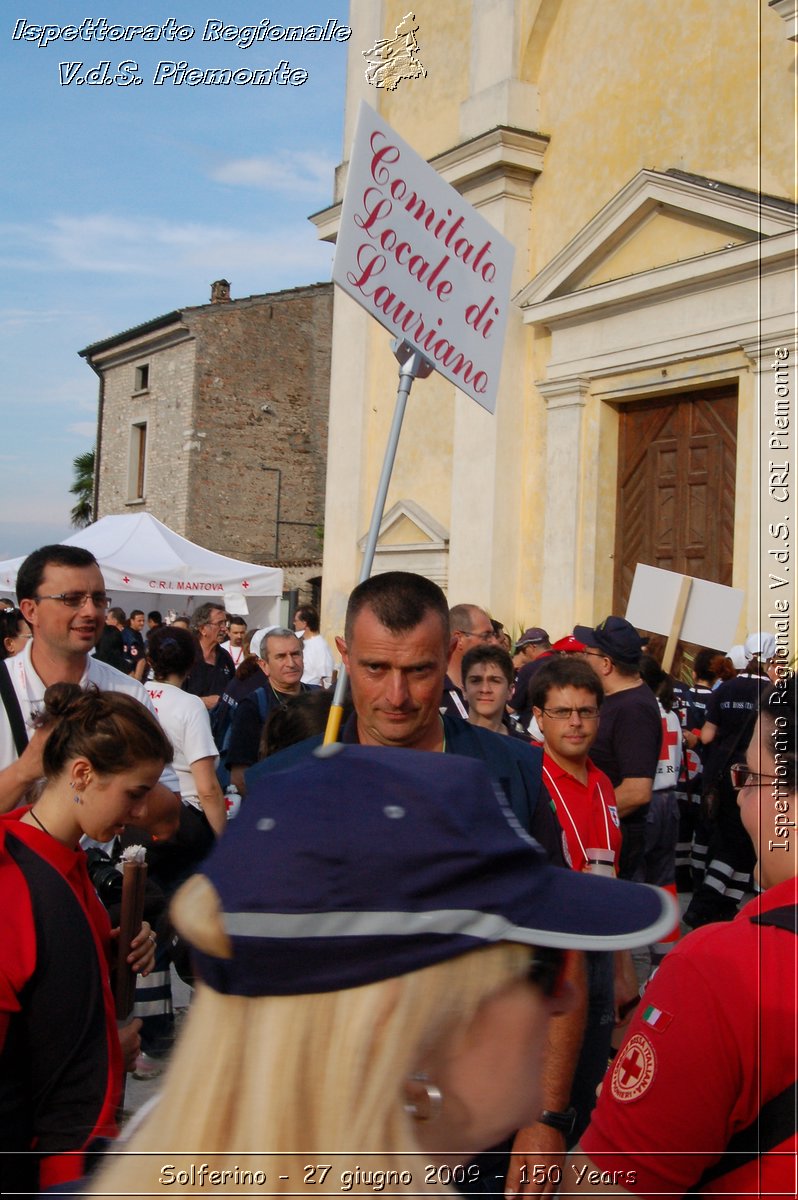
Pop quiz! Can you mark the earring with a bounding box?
[70,780,83,805]
[404,1072,443,1122]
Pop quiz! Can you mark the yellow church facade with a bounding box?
[314,0,797,649]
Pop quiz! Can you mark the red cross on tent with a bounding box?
[122,575,130,584]
[659,717,680,762]
[241,580,250,589]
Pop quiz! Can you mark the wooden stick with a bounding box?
[114,850,147,1020]
[662,576,692,674]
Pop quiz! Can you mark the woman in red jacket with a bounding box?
[0,683,172,1193]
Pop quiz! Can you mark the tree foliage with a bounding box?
[69,447,95,529]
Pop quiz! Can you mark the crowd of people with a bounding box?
[0,552,793,1196]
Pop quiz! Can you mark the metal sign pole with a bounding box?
[323,339,433,744]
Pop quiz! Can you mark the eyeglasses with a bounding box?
[206,618,229,628]
[581,649,607,660]
[457,629,496,643]
[33,592,110,609]
[541,706,600,721]
[730,763,779,790]
[528,946,570,999]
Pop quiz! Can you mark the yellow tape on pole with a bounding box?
[323,702,344,746]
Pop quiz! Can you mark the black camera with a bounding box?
[85,847,123,907]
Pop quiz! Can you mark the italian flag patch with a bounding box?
[642,1004,672,1032]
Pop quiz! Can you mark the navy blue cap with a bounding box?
[193,745,677,996]
[573,616,646,665]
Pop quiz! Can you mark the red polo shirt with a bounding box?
[581,875,798,1196]
[541,754,621,873]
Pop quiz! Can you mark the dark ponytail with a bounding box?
[37,683,173,778]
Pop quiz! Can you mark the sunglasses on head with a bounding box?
[528,946,570,999]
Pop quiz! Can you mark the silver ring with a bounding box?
[148,932,157,944]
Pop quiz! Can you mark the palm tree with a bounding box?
[69,447,95,528]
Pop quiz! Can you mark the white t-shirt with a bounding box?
[225,642,246,668]
[0,641,179,793]
[299,634,334,687]
[654,702,684,791]
[144,681,219,810]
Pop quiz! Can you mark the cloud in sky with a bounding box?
[0,307,76,329]
[210,150,335,195]
[0,212,334,281]
[2,363,99,412]
[1,0,349,541]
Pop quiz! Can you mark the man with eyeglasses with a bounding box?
[443,603,501,717]
[571,674,797,1197]
[0,544,179,815]
[521,656,633,1154]
[573,616,662,881]
[184,603,235,711]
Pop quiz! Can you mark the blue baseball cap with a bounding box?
[192,745,677,996]
[573,616,646,665]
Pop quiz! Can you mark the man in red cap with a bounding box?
[551,634,587,655]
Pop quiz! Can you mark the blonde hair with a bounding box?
[91,876,531,1196]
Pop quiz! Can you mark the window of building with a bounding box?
[134,363,149,392]
[128,422,147,501]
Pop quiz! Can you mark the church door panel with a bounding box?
[613,387,737,615]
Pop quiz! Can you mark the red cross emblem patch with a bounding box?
[610,1033,656,1103]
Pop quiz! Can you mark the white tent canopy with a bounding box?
[0,513,283,628]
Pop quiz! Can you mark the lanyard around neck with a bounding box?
[543,764,612,863]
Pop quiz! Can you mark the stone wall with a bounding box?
[182,283,332,566]
[89,282,333,588]
[93,323,196,533]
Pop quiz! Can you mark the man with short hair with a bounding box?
[94,605,128,674]
[461,643,522,738]
[0,545,179,814]
[293,605,334,688]
[509,627,554,731]
[224,615,248,669]
[444,602,500,717]
[324,574,582,1195]
[573,616,662,880]
[122,609,147,679]
[184,603,235,710]
[226,628,314,795]
[246,573,585,1196]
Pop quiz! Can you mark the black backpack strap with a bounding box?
[691,1078,798,1190]
[0,660,29,757]
[691,906,798,1191]
[752,904,798,935]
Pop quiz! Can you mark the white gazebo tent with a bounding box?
[0,513,283,628]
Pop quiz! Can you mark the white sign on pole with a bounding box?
[333,101,515,413]
[626,563,745,650]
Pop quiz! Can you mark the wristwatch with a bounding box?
[538,1106,577,1135]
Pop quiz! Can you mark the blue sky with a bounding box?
[0,1,349,559]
